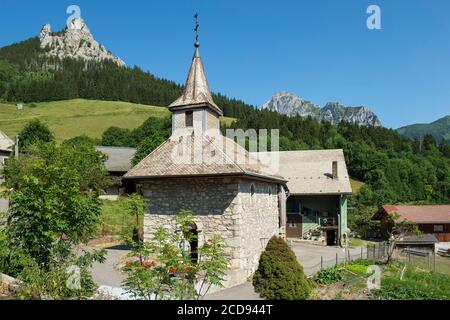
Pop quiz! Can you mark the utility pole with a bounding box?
[15,135,19,159]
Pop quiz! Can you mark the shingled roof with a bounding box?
[0,131,14,152]
[124,134,286,183]
[168,47,222,116]
[96,146,136,172]
[257,149,352,195]
[373,205,450,224]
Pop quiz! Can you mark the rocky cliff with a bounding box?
[263,92,382,126]
[39,17,125,67]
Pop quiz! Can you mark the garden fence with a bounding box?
[393,249,450,275]
[301,243,390,277]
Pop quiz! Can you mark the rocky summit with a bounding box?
[39,17,125,67]
[263,92,382,126]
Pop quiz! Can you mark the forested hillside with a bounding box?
[397,116,450,143]
[0,37,253,119]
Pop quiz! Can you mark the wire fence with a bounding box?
[393,249,450,275]
[301,242,450,277]
[302,243,389,276]
[302,246,375,276]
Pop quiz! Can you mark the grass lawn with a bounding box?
[350,178,365,194]
[0,99,236,143]
[348,238,378,248]
[95,199,137,243]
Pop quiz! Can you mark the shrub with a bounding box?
[314,266,344,284]
[371,278,448,300]
[344,264,368,275]
[253,236,312,300]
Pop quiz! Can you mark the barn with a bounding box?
[372,205,450,242]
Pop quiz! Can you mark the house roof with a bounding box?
[373,205,450,224]
[124,134,286,183]
[168,46,223,116]
[96,146,136,173]
[256,149,352,195]
[0,131,14,152]
[396,234,439,245]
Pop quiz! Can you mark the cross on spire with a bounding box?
[194,13,200,48]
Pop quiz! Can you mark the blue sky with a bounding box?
[1,0,449,128]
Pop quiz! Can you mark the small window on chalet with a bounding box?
[185,111,193,127]
[434,225,444,232]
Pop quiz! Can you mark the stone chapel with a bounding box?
[124,34,288,288]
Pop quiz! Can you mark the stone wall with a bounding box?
[140,176,280,288]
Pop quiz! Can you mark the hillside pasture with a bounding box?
[0,99,236,142]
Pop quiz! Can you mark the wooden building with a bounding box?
[96,146,136,197]
[372,205,450,242]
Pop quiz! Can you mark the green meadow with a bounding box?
[0,99,236,142]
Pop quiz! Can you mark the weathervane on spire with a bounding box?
[194,13,200,48]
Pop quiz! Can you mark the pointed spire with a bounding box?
[169,14,223,116]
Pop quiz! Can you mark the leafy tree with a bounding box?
[122,210,228,300]
[101,127,133,147]
[253,236,312,300]
[123,194,147,243]
[3,142,105,269]
[61,135,110,192]
[18,119,54,151]
[382,211,421,264]
[15,244,105,300]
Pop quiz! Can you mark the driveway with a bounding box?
[89,246,129,288]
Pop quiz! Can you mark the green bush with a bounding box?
[314,266,344,284]
[253,236,312,300]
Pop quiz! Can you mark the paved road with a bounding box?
[89,247,129,288]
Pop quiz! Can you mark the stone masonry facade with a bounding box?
[140,176,280,288]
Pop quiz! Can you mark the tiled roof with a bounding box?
[0,131,14,152]
[124,134,285,183]
[257,149,352,195]
[376,205,450,224]
[96,146,136,172]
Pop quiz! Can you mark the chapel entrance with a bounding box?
[188,224,198,263]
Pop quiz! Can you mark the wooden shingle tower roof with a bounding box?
[168,14,222,116]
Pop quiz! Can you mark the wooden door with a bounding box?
[286,214,302,238]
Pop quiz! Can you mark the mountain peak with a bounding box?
[263,92,382,126]
[39,17,125,67]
